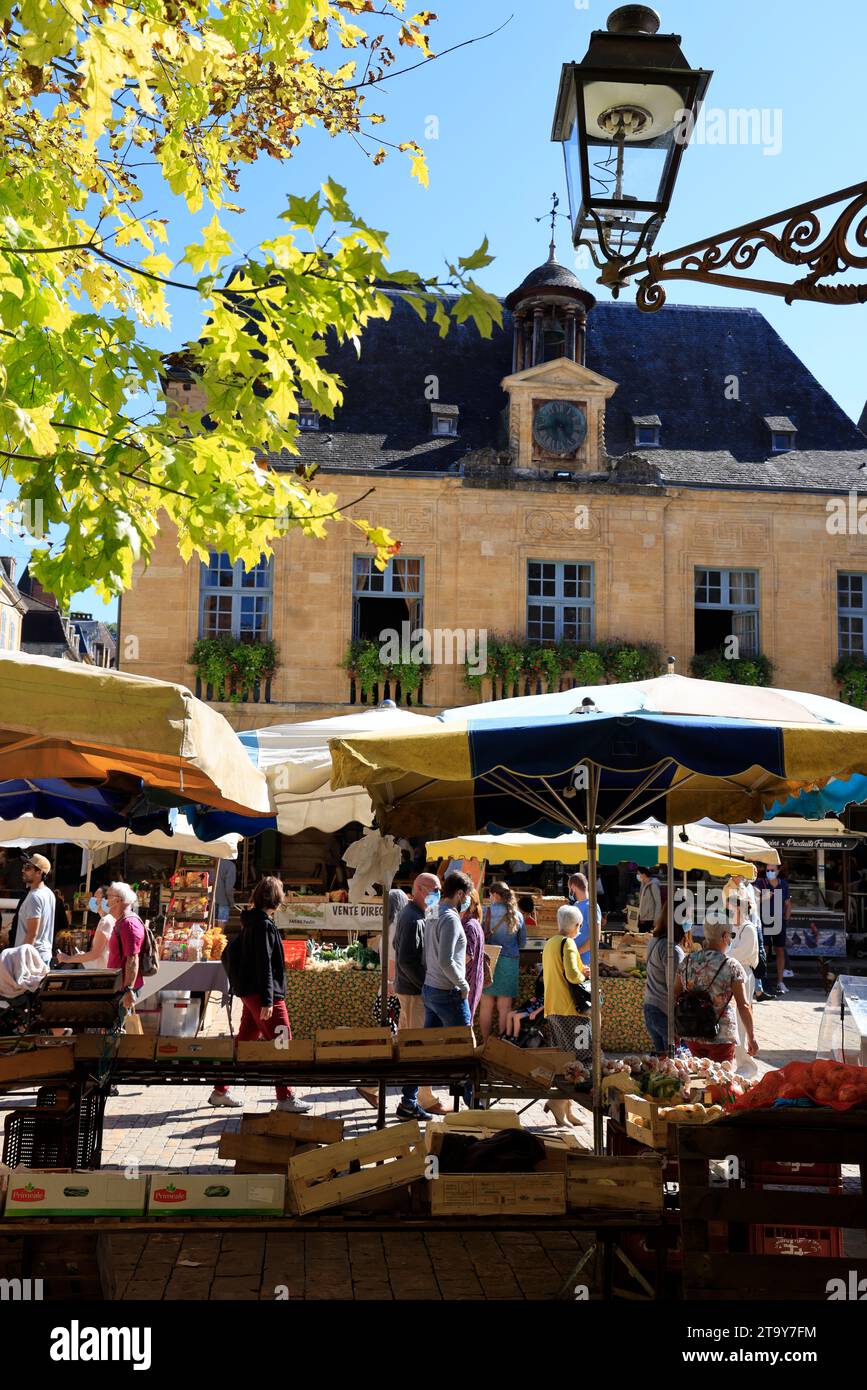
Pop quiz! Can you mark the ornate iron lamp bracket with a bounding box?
[595,180,867,311]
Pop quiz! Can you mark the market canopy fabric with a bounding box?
[0,653,271,820]
[330,675,867,836]
[0,778,173,836]
[0,812,240,861]
[240,705,437,835]
[763,774,867,820]
[425,827,755,877]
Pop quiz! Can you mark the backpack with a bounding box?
[221,932,244,995]
[674,953,730,1040]
[560,937,592,1013]
[139,920,160,978]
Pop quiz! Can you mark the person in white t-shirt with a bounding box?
[14,853,56,967]
[723,874,760,1076]
[56,886,115,970]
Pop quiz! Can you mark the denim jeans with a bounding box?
[422,984,471,1029]
[643,1002,670,1053]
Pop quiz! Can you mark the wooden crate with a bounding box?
[286,1120,424,1215]
[566,1153,664,1213]
[240,1111,344,1144]
[527,898,563,938]
[218,1132,300,1169]
[536,1133,591,1172]
[314,1027,393,1064]
[74,1034,155,1062]
[441,1108,519,1129]
[679,1109,867,1301]
[0,1041,75,1084]
[426,1117,522,1157]
[430,1173,566,1217]
[395,1027,476,1063]
[481,1036,574,1087]
[235,1040,315,1065]
[624,1094,715,1151]
[155,1036,234,1061]
[599,949,637,972]
[624,1094,672,1150]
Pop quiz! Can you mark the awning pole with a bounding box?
[586,766,603,1155]
[377,882,390,1131]
[667,811,676,1055]
[82,847,93,925]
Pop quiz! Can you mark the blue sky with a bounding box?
[19,0,867,620]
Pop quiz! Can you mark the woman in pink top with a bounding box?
[104,882,145,1018]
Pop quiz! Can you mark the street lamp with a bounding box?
[550,4,711,269]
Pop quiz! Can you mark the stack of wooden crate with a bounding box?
[218,1111,344,1173]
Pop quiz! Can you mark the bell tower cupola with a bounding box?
[505,238,596,374]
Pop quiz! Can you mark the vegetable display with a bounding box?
[728,1059,867,1113]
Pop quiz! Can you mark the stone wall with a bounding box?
[119,462,861,715]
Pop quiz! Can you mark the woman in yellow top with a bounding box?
[542,904,588,1052]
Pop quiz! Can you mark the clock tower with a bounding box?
[503,243,616,473]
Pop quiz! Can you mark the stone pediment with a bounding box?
[501,355,618,399]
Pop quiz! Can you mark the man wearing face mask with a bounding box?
[422,871,473,1031]
[637,867,662,934]
[393,871,441,1121]
[755,862,791,995]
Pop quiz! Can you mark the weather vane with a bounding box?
[535,192,571,255]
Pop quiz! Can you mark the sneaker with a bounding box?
[208,1090,242,1107]
[396,1101,433,1121]
[783,968,794,978]
[275,1096,312,1114]
[776,981,788,996]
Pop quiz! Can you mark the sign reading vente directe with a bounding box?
[275,902,384,932]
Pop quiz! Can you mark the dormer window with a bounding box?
[298,399,320,431]
[632,414,661,448]
[430,403,459,437]
[765,415,797,454]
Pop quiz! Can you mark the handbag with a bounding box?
[561,937,592,1013]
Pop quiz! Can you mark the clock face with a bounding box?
[533,400,587,457]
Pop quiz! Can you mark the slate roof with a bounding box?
[217,289,866,492]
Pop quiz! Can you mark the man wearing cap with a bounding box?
[14,853,56,967]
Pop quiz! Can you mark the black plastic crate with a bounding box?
[2,1106,79,1168]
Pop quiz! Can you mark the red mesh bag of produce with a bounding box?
[727,1059,867,1113]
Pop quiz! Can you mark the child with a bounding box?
[517,894,537,933]
[503,964,544,1040]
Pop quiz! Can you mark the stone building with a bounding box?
[119,247,867,725]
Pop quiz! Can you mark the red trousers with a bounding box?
[682,1039,736,1063]
[215,995,294,1101]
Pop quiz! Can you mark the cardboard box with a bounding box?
[74,1034,155,1061]
[430,1173,566,1217]
[155,1036,234,1061]
[3,1170,148,1217]
[0,1040,75,1085]
[147,1173,285,1216]
[236,1040,315,1065]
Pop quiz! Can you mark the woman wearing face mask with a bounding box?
[479,881,526,1042]
[56,886,115,970]
[422,871,472,1031]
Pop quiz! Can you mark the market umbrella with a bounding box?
[0,652,271,820]
[239,705,438,835]
[0,778,173,834]
[1,811,240,913]
[425,827,756,877]
[330,673,867,1149]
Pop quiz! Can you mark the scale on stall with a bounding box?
[38,968,124,1029]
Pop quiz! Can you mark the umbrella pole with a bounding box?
[377,885,390,1131]
[667,812,676,1056]
[585,768,603,1155]
[82,847,93,926]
